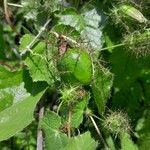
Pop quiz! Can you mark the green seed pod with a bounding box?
[103,111,131,137]
[113,4,147,23]
[124,29,150,57]
[57,48,93,85]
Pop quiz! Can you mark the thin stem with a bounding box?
[4,0,11,24]
[36,107,44,150]
[89,115,108,148]
[68,109,72,138]
[20,19,51,56]
[7,3,23,8]
[91,114,104,122]
[100,43,125,51]
[57,101,64,115]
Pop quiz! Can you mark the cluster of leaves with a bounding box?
[0,0,150,149]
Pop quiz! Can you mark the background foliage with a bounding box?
[0,0,150,149]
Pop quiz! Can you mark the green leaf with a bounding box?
[91,65,113,114]
[136,110,150,149]
[57,48,93,85]
[110,48,142,88]
[61,132,98,150]
[138,133,150,150]
[112,82,141,117]
[106,135,116,150]
[19,35,57,84]
[0,66,47,141]
[58,9,85,32]
[120,132,138,150]
[25,53,52,83]
[0,66,23,89]
[0,90,45,141]
[80,5,105,50]
[40,111,68,150]
[19,34,35,51]
[0,91,13,112]
[57,6,104,50]
[71,93,89,128]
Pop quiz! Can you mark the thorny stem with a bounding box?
[89,115,108,149]
[20,19,51,56]
[36,107,44,150]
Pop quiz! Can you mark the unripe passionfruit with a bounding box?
[57,48,93,85]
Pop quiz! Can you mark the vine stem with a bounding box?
[89,115,108,149]
[20,19,51,56]
[36,107,44,150]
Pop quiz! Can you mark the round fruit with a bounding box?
[57,48,93,85]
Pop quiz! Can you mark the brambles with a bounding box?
[57,48,93,85]
[0,0,150,149]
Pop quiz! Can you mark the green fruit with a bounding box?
[57,48,93,85]
[113,4,147,23]
[119,5,147,23]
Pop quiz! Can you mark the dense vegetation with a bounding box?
[0,0,150,149]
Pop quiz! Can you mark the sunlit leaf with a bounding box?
[0,66,47,141]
